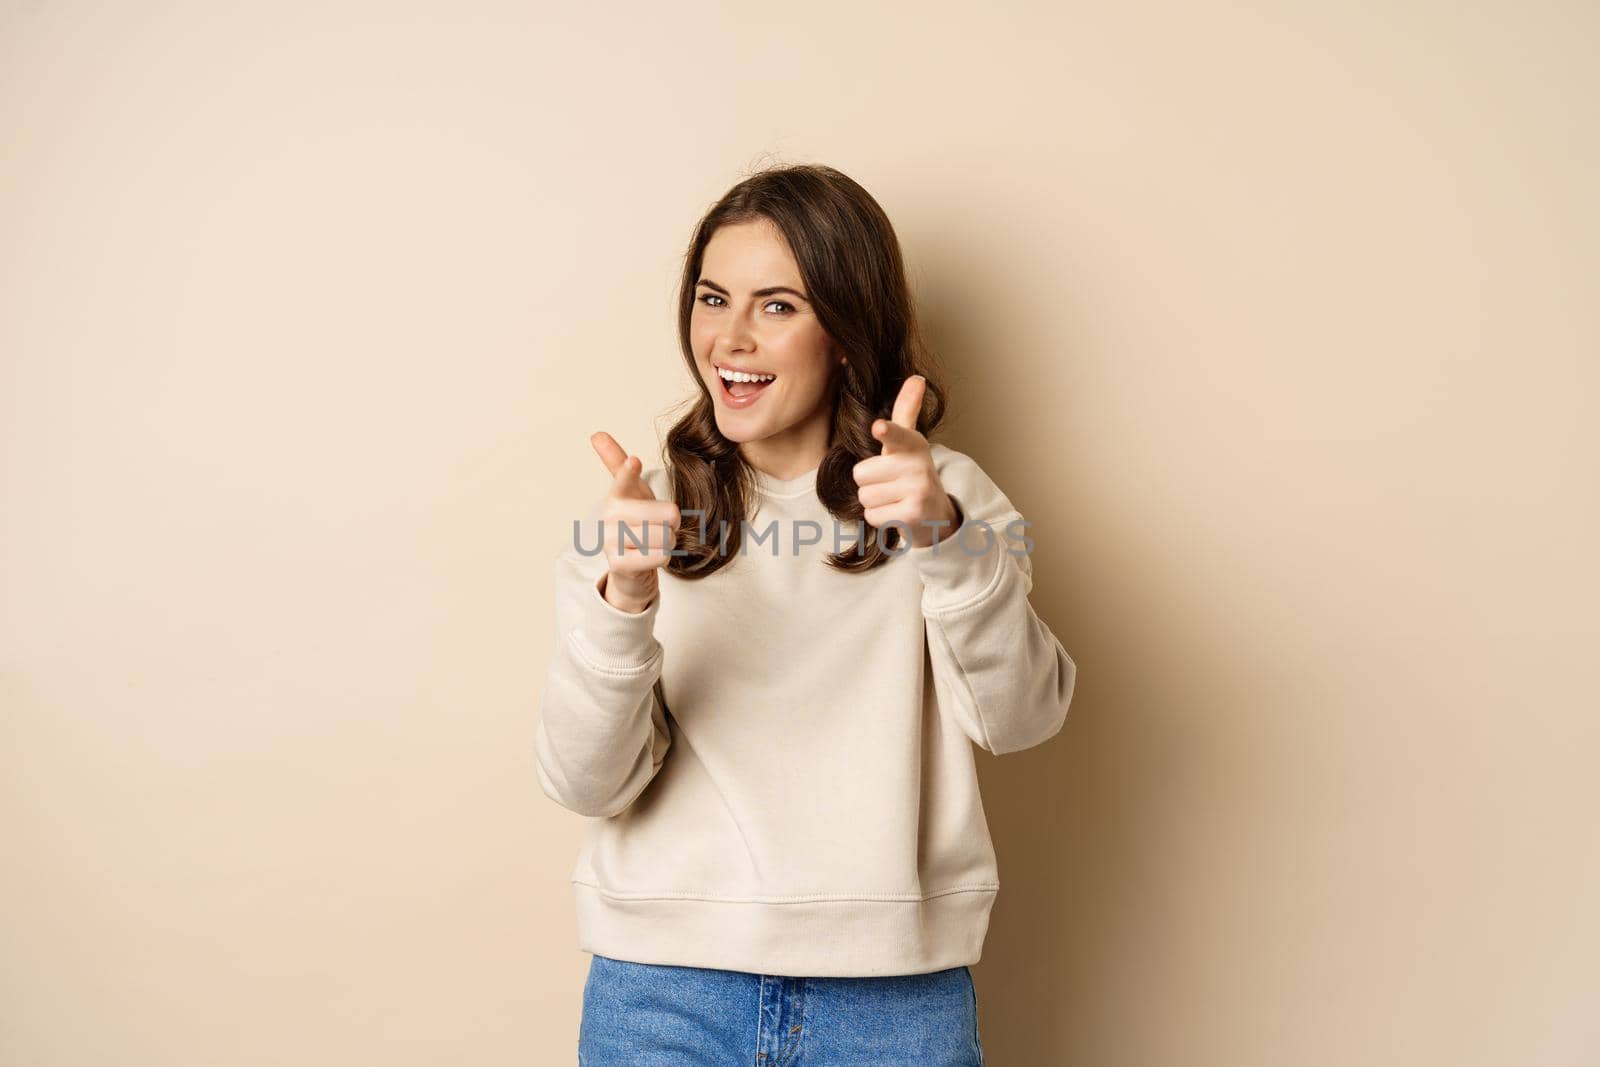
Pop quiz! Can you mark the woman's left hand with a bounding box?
[853,375,961,549]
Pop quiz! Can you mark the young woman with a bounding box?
[536,164,1078,1065]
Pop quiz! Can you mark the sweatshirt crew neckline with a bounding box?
[751,463,819,498]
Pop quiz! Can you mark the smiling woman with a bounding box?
[539,162,1077,1066]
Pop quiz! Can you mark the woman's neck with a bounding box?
[738,410,834,480]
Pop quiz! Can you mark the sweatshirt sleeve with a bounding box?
[534,479,674,817]
[907,446,1078,755]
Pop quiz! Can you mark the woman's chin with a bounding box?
[714,415,766,443]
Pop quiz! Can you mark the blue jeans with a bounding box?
[577,953,985,1066]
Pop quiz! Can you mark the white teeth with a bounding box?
[717,366,776,383]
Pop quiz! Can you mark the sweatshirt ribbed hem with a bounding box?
[571,879,997,978]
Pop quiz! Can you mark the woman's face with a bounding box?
[690,218,842,471]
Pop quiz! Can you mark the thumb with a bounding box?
[591,431,656,500]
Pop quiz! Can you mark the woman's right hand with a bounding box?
[589,431,681,614]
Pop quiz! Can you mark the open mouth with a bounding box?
[715,364,776,406]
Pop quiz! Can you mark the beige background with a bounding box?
[2,2,1595,1064]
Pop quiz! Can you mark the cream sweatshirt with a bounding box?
[535,442,1077,977]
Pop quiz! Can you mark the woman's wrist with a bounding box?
[600,572,656,614]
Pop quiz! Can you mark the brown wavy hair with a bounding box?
[662,162,949,579]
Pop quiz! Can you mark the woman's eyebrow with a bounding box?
[696,278,809,301]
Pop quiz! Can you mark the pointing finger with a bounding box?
[872,416,928,456]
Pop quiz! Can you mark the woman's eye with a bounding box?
[764,300,795,315]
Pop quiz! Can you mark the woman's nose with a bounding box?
[717,320,754,350]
